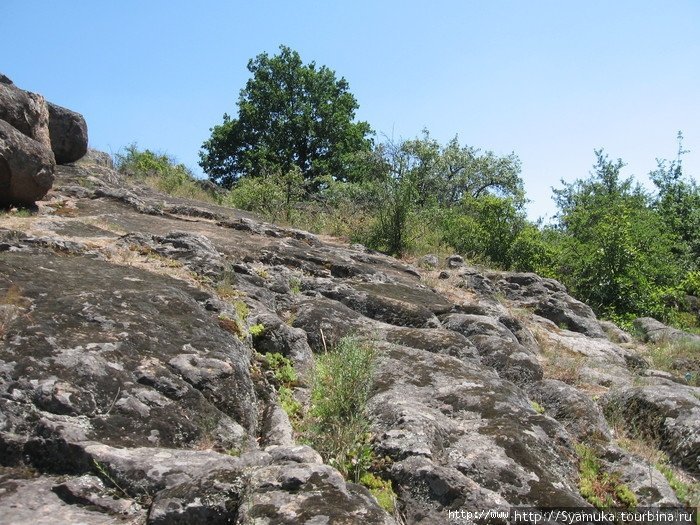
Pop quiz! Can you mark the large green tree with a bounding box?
[200,46,373,188]
[552,150,678,316]
[364,132,524,256]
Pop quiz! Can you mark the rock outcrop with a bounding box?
[1,85,698,523]
[47,102,89,164]
[0,120,56,206]
[0,74,88,206]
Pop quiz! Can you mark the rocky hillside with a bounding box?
[1,77,698,524]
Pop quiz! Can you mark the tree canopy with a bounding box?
[199,45,373,188]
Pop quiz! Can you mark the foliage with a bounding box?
[645,338,700,386]
[362,132,525,256]
[530,400,545,414]
[115,144,218,202]
[551,150,680,317]
[656,460,700,507]
[225,166,306,222]
[264,352,297,385]
[302,337,377,481]
[249,323,265,337]
[575,443,638,509]
[200,45,373,188]
[440,195,528,268]
[263,353,301,421]
[650,132,700,268]
[359,472,397,514]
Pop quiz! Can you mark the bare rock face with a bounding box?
[47,102,89,164]
[0,119,55,206]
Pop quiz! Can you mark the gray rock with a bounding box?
[441,314,542,384]
[52,474,142,517]
[420,254,439,268]
[237,462,397,524]
[369,344,587,516]
[47,102,88,164]
[599,320,632,343]
[118,231,226,278]
[0,119,55,205]
[528,379,611,442]
[633,317,700,345]
[0,475,137,525]
[598,445,680,506]
[251,312,314,378]
[601,384,700,476]
[0,77,51,148]
[446,254,464,268]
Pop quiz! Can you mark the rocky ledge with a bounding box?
[1,81,698,524]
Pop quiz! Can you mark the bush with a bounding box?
[302,337,376,481]
[115,144,219,202]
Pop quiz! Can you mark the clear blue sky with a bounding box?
[2,1,699,220]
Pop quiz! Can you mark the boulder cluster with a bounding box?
[0,73,87,206]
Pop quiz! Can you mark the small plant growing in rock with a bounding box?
[278,385,302,421]
[289,276,302,294]
[233,300,250,322]
[254,267,270,279]
[265,353,297,385]
[575,443,638,509]
[301,337,378,479]
[359,472,397,514]
[263,353,301,421]
[530,400,545,414]
[249,323,265,337]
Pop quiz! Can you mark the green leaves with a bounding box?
[199,45,373,188]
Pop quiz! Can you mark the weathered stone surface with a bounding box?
[237,462,397,524]
[0,473,139,525]
[0,119,55,205]
[633,317,700,345]
[528,379,611,442]
[597,446,680,506]
[52,474,142,517]
[369,344,587,516]
[0,78,51,148]
[599,319,633,343]
[0,251,255,453]
[601,385,700,476]
[47,102,88,164]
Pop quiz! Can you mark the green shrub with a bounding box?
[302,337,377,481]
[656,459,700,507]
[530,400,545,414]
[249,323,265,337]
[115,144,219,202]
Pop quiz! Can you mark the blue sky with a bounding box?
[2,1,699,220]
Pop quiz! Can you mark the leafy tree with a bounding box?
[363,132,525,256]
[441,195,527,268]
[200,45,373,188]
[552,150,678,316]
[650,132,700,267]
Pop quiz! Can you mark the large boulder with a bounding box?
[47,102,88,164]
[0,119,55,206]
[0,76,51,148]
